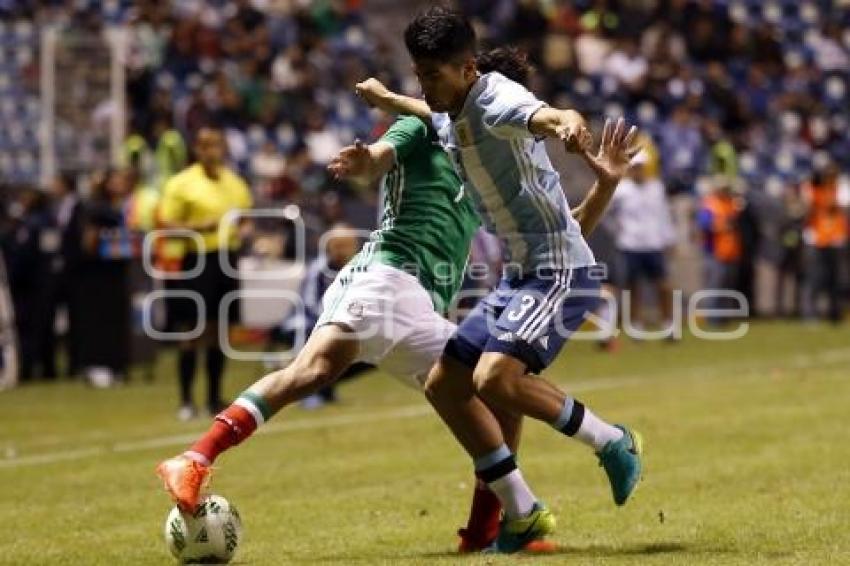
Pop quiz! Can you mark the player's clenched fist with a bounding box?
[558,111,593,154]
[355,78,392,110]
[328,140,370,180]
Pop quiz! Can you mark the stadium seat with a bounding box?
[275,123,296,151]
[823,76,846,106]
[636,100,658,127]
[728,2,750,25]
[738,151,759,176]
[247,126,267,150]
[603,102,625,122]
[17,150,37,175]
[764,175,786,199]
[762,2,783,24]
[799,2,820,25]
[13,21,34,42]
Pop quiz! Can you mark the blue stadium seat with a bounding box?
[13,21,34,42]
[738,151,760,177]
[763,175,786,199]
[17,150,37,176]
[247,125,267,150]
[275,123,297,152]
[823,76,846,108]
[636,100,659,127]
[24,98,39,120]
[15,46,33,68]
[762,1,783,25]
[728,2,750,25]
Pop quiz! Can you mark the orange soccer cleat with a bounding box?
[155,455,211,512]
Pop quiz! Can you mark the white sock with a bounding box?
[575,408,623,452]
[183,451,211,467]
[552,398,624,452]
[488,469,536,519]
[474,445,537,520]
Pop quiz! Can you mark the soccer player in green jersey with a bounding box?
[157,72,637,551]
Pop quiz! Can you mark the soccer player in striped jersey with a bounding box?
[355,7,644,552]
[156,48,637,554]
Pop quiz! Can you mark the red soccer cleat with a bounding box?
[155,455,211,512]
[457,482,502,553]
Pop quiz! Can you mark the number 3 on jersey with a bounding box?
[507,295,536,322]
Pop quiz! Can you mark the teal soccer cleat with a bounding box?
[598,425,644,505]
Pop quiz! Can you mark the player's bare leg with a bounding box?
[472,351,642,506]
[457,398,525,552]
[424,356,505,455]
[246,325,360,411]
[423,355,509,551]
[156,324,359,511]
[474,354,567,423]
[424,356,556,552]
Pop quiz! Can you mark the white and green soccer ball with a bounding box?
[164,494,242,564]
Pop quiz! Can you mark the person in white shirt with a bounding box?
[610,151,676,333]
[604,37,648,96]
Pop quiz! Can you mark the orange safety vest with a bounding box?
[703,194,742,262]
[803,182,848,248]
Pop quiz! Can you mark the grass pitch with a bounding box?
[1,321,849,565]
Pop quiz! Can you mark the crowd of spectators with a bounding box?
[1,0,849,383]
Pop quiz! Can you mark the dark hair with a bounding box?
[476,46,531,85]
[404,6,476,62]
[57,170,78,193]
[89,168,121,203]
[192,124,224,146]
[22,187,49,211]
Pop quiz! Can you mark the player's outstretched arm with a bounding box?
[571,117,640,236]
[328,139,396,186]
[355,78,432,121]
[529,107,594,154]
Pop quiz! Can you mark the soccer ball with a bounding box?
[164,494,242,564]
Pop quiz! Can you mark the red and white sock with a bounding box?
[184,391,272,466]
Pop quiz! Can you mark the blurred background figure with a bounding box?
[585,216,623,352]
[802,164,847,323]
[75,169,136,385]
[49,171,85,378]
[4,189,59,381]
[276,223,373,409]
[610,151,677,336]
[698,176,744,325]
[159,126,253,420]
[775,185,806,319]
[153,117,188,186]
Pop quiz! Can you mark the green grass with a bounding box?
[1,321,849,565]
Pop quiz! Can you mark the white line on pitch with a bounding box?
[1,346,848,470]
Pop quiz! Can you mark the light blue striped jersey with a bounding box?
[432,71,595,276]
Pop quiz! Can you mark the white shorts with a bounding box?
[316,263,456,388]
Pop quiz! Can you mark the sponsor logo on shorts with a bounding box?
[347,301,365,318]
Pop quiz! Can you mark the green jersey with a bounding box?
[352,116,480,312]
